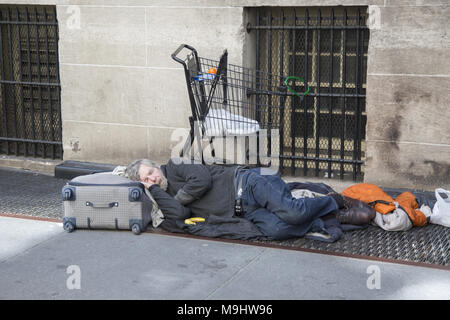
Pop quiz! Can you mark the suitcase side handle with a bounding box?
[85,201,119,208]
[62,186,76,201]
[129,187,143,202]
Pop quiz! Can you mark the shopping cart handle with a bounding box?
[171,44,198,66]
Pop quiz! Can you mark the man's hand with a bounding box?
[141,181,153,189]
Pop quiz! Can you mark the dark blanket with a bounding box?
[159,215,266,240]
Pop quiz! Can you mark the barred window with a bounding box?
[0,5,62,159]
[247,7,369,181]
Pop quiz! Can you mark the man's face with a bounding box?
[138,164,164,187]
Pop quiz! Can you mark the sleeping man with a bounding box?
[126,158,372,240]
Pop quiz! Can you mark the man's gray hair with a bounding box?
[126,159,161,182]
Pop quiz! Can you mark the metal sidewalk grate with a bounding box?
[255,223,449,267]
[0,166,66,218]
[1,167,448,267]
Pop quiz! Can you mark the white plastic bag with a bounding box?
[372,208,413,231]
[430,188,450,227]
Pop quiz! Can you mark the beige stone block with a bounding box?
[62,120,149,165]
[367,48,450,76]
[385,0,449,6]
[65,0,236,6]
[365,75,450,145]
[58,5,146,66]
[376,5,450,29]
[364,140,450,190]
[0,155,59,175]
[145,7,244,68]
[60,64,191,128]
[369,5,450,49]
[147,44,239,70]
[0,0,62,4]
[64,124,194,166]
[237,0,384,6]
[146,126,186,164]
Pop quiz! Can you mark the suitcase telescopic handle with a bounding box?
[171,44,198,67]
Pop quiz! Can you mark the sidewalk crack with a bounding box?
[204,248,266,300]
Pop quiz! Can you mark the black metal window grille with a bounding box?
[0,5,62,159]
[247,7,369,181]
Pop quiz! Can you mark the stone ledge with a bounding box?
[0,155,61,176]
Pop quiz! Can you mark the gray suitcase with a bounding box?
[62,172,152,235]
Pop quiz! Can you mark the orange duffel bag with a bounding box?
[342,183,427,227]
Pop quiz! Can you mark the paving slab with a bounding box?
[208,246,450,300]
[0,218,449,300]
[0,216,63,262]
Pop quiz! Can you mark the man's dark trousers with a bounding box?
[238,168,339,240]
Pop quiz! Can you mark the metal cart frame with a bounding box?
[172,44,287,167]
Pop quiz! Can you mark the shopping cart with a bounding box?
[171,44,287,167]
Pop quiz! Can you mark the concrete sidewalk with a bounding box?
[0,215,449,300]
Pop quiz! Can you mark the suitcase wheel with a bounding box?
[131,223,141,235]
[64,221,75,233]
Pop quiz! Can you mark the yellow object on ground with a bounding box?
[184,217,206,225]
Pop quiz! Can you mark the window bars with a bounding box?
[247,7,369,181]
[0,5,62,159]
